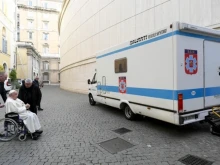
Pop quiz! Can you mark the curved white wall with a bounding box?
[59,0,220,93]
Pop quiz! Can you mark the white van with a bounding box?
[88,22,220,125]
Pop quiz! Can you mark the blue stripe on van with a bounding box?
[98,85,220,100]
[205,87,220,97]
[96,30,220,59]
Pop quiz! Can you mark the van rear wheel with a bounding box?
[124,105,135,120]
[89,94,96,106]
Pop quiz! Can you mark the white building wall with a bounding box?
[60,0,220,94]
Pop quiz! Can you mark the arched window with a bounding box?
[2,27,7,54]
[3,63,7,73]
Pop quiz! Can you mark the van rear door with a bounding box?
[204,41,220,107]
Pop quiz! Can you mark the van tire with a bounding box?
[89,94,96,106]
[124,105,135,120]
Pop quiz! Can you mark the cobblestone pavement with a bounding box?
[0,86,220,165]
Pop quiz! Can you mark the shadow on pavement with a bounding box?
[95,103,211,138]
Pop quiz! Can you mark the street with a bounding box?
[0,86,220,165]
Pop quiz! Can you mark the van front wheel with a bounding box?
[124,105,135,120]
[89,94,96,106]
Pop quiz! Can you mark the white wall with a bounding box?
[60,0,220,93]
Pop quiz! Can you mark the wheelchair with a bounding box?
[0,113,28,142]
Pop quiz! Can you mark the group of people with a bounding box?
[0,72,44,140]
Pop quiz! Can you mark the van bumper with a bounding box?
[179,109,212,125]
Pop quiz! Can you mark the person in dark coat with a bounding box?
[22,80,25,86]
[0,72,7,103]
[18,78,41,115]
[33,76,43,110]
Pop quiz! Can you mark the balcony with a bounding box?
[42,68,59,72]
[41,53,60,58]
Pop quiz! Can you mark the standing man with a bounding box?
[0,72,7,102]
[33,76,43,110]
[18,78,41,114]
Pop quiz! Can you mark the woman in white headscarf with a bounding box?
[5,90,43,140]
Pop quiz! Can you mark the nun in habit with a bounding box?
[5,90,43,140]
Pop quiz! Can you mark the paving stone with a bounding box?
[0,86,220,165]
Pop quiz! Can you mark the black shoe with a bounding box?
[0,133,5,137]
[31,133,39,140]
[35,130,43,135]
[38,108,43,111]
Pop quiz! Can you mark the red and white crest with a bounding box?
[119,77,126,93]
[185,49,198,75]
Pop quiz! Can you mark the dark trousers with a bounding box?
[39,89,42,108]
[30,108,37,115]
[0,92,7,102]
[30,104,37,115]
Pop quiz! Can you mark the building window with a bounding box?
[28,21,33,29]
[33,58,36,68]
[115,58,127,73]
[43,61,49,70]
[42,2,48,9]
[28,0,32,6]
[2,27,7,54]
[43,22,48,30]
[43,72,49,81]
[28,32,33,40]
[43,33,49,40]
[37,60,39,70]
[17,32,20,41]
[43,45,49,53]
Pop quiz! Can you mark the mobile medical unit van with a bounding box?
[87,22,220,125]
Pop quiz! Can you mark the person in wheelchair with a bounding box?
[5,90,43,140]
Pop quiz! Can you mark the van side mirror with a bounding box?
[87,79,91,84]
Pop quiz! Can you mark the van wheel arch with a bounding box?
[120,102,127,110]
[89,93,96,106]
[120,103,136,120]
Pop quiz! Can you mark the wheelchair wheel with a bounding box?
[0,118,18,142]
[18,134,27,141]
